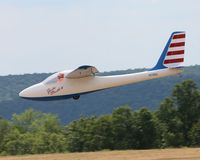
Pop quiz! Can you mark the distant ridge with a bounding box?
[0,65,199,124]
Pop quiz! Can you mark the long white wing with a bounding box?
[66,65,99,79]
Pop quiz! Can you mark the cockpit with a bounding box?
[43,72,65,84]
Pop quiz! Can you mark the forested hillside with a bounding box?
[1,80,200,155]
[0,65,200,124]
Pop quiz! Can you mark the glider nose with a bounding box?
[19,83,46,98]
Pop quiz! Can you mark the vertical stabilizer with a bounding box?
[152,31,185,70]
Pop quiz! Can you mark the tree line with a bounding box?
[0,80,200,155]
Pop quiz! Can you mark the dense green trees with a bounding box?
[157,80,200,147]
[0,119,10,153]
[0,80,200,155]
[173,80,200,145]
[0,109,66,155]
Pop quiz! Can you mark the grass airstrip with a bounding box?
[0,148,200,160]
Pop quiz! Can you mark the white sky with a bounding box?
[0,0,200,75]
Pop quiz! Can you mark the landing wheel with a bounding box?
[73,95,80,100]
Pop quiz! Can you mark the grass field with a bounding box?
[0,148,200,160]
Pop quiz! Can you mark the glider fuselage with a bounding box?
[19,68,181,100]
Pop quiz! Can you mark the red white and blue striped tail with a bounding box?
[152,31,186,70]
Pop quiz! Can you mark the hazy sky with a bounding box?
[0,0,199,75]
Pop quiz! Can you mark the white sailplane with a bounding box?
[19,31,186,100]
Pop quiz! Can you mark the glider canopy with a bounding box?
[66,65,99,79]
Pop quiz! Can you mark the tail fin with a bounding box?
[152,31,186,70]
